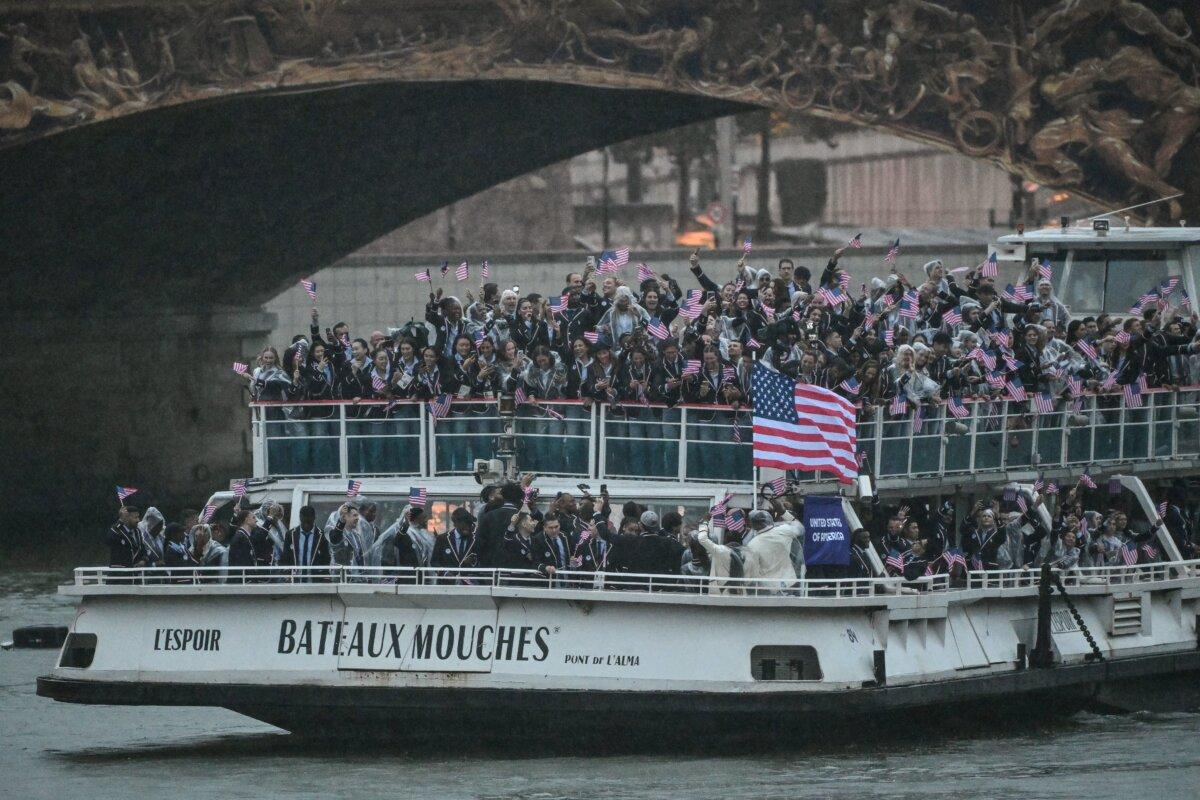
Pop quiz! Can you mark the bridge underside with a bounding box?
[0,79,744,312]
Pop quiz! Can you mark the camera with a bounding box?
[472,459,505,485]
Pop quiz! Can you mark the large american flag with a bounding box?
[751,363,857,484]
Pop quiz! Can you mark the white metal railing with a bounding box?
[249,388,1200,485]
[74,565,898,597]
[72,560,1199,595]
[966,558,1200,590]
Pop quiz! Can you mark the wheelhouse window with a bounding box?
[1061,249,1179,314]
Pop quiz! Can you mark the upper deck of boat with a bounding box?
[248,387,1200,495]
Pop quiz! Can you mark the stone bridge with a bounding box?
[1,0,1197,539]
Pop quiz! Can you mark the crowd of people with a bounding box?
[105,475,1196,590]
[240,245,1200,425]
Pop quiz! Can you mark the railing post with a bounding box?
[967,401,978,473]
[678,406,688,482]
[587,401,598,479]
[251,405,265,477]
[338,403,348,478]
[598,404,607,479]
[999,398,1010,469]
[873,405,883,478]
[419,401,429,477]
[1118,392,1126,461]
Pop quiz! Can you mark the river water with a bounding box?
[3,568,1199,800]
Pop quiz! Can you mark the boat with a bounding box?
[37,222,1200,744]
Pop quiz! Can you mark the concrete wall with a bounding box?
[0,310,275,549]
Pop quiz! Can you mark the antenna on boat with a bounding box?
[1085,193,1183,222]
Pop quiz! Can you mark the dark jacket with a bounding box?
[279,525,332,567]
[227,528,256,568]
[477,503,521,567]
[106,522,147,568]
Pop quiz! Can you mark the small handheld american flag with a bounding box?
[948,396,969,419]
[346,479,363,498]
[884,238,900,264]
[200,503,216,523]
[1157,500,1168,518]
[372,373,387,393]
[583,331,601,344]
[637,263,654,283]
[731,419,742,443]
[481,259,491,278]
[440,261,450,276]
[415,268,432,282]
[300,278,318,301]
[513,386,528,405]
[848,233,862,248]
[725,508,746,533]
[116,486,138,503]
[409,487,428,507]
[232,362,249,375]
[1038,259,1053,281]
[456,261,469,281]
[548,295,568,314]
[980,252,998,277]
[942,308,962,325]
[646,320,671,340]
[1078,471,1097,489]
[742,237,752,254]
[429,394,453,421]
[839,377,861,395]
[1033,392,1055,414]
[890,394,907,416]
[232,479,248,497]
[1122,382,1143,408]
[1005,377,1027,402]
[767,476,788,495]
[682,359,701,376]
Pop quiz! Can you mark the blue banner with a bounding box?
[802,495,850,566]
